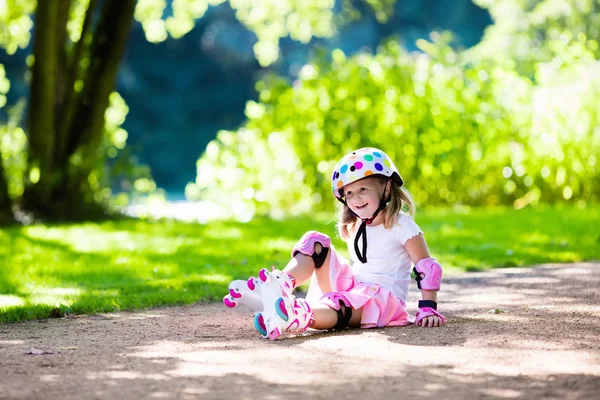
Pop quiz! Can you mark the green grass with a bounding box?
[1,205,598,323]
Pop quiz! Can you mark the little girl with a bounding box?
[224,147,445,340]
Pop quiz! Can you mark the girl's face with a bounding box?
[343,178,387,219]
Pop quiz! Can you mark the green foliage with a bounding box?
[0,64,9,108]
[0,0,35,54]
[362,0,396,22]
[0,87,159,213]
[66,0,93,43]
[0,0,94,52]
[93,92,163,209]
[191,3,600,217]
[134,0,396,67]
[472,0,600,77]
[471,0,600,205]
[0,0,400,221]
[0,99,27,199]
[0,63,26,201]
[135,0,338,66]
[1,205,598,323]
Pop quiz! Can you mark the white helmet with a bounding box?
[331,147,403,200]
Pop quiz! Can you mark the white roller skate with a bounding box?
[223,267,295,311]
[253,295,314,341]
[224,267,313,340]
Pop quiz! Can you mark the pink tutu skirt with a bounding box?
[305,245,414,328]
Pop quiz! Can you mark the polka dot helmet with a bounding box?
[331,147,403,199]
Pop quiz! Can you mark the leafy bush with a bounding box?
[190,29,599,218]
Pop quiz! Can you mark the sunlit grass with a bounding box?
[1,205,598,323]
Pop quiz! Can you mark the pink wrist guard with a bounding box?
[415,307,445,326]
[413,257,442,291]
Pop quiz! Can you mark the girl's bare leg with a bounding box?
[280,232,361,331]
[311,305,363,330]
[283,242,333,294]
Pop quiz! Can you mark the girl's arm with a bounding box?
[404,234,444,327]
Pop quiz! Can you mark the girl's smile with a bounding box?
[343,178,386,220]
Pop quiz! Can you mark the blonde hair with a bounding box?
[336,175,415,240]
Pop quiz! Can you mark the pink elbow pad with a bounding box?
[413,258,442,291]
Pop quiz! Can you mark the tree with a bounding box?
[0,0,395,222]
[0,160,11,224]
[0,0,137,220]
[0,64,12,223]
[24,0,137,219]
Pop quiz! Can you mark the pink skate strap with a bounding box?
[415,307,445,326]
[281,270,296,291]
[413,257,442,291]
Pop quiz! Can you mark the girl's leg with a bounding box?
[283,242,332,294]
[311,305,363,330]
[283,230,334,294]
[226,231,359,339]
[283,231,362,332]
[224,231,333,310]
[223,231,332,310]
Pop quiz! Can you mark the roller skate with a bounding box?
[253,295,314,341]
[223,267,295,311]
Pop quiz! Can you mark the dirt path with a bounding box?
[1,262,599,400]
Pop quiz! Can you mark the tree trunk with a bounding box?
[22,0,136,221]
[54,0,73,135]
[56,0,97,165]
[22,0,59,217]
[66,0,136,166]
[0,159,14,224]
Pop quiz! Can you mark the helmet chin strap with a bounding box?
[352,191,389,263]
[339,185,390,264]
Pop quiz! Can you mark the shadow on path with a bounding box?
[1,262,599,399]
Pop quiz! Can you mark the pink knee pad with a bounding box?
[320,292,353,330]
[292,231,331,268]
[413,257,442,291]
[320,291,351,310]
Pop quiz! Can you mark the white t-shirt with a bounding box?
[346,213,423,302]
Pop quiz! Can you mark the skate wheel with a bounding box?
[223,296,237,308]
[254,313,268,338]
[247,277,256,291]
[258,268,270,283]
[229,288,242,299]
[275,297,289,321]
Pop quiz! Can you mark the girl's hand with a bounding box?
[417,314,444,327]
[415,304,445,327]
